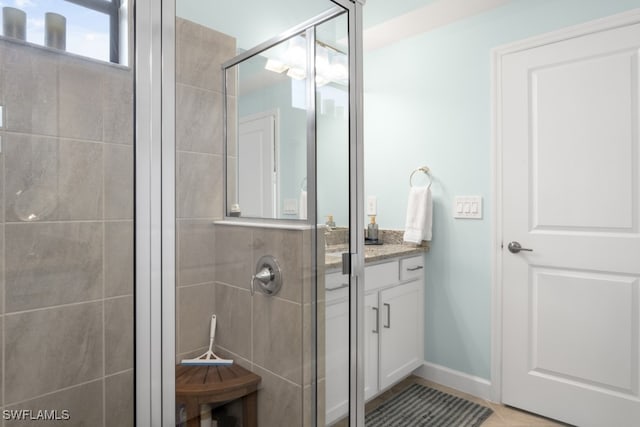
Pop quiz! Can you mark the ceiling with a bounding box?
[363,0,510,51]
[363,0,440,28]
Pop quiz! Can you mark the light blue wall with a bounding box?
[317,87,350,226]
[364,0,640,380]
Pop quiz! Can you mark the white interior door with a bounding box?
[500,15,640,427]
[238,112,276,218]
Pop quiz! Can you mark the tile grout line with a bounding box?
[175,80,226,96]
[103,368,134,380]
[175,149,223,158]
[0,128,111,145]
[214,280,302,306]
[4,219,108,225]
[3,377,105,409]
[4,297,117,317]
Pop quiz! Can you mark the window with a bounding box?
[65,0,123,63]
[2,0,126,64]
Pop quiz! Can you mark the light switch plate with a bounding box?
[367,195,377,216]
[454,196,482,219]
[283,198,298,215]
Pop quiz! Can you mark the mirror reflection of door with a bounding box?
[238,111,278,218]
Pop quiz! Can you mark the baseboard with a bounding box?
[413,361,494,402]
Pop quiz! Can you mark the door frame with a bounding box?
[491,7,640,404]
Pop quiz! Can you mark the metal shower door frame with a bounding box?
[135,0,170,425]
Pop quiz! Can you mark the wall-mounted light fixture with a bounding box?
[264,35,348,87]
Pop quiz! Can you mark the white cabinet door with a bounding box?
[364,293,379,400]
[379,280,423,390]
[325,299,349,425]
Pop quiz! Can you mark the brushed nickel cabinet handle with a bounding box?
[384,303,391,328]
[372,307,379,334]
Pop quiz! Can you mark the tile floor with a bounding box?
[334,375,573,427]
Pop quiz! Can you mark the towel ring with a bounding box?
[409,166,432,188]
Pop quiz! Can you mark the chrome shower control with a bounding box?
[251,255,283,296]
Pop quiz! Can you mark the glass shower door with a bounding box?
[172,1,361,426]
[315,13,352,426]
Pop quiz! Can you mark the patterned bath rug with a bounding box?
[365,383,493,427]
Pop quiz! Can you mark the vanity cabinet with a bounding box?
[325,254,425,425]
[378,280,423,389]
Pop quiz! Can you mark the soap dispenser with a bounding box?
[326,215,336,229]
[366,215,379,243]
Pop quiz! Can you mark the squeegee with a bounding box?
[180,314,234,366]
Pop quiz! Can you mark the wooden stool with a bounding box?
[176,364,261,427]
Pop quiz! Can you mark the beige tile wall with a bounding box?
[175,17,232,359]
[175,17,322,427]
[0,35,134,427]
[211,225,318,427]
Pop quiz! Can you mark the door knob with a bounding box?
[507,241,533,254]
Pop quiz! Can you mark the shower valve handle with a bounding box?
[255,267,275,283]
[250,255,283,296]
[251,267,274,296]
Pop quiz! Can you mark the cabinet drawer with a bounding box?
[365,260,399,291]
[400,255,425,282]
[325,271,349,303]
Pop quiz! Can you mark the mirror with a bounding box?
[224,12,348,221]
[225,35,309,220]
[316,14,349,227]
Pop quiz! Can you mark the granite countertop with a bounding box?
[324,243,429,270]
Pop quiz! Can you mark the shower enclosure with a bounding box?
[167,0,364,426]
[0,0,364,425]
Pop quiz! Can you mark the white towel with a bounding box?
[299,190,307,220]
[403,186,433,244]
